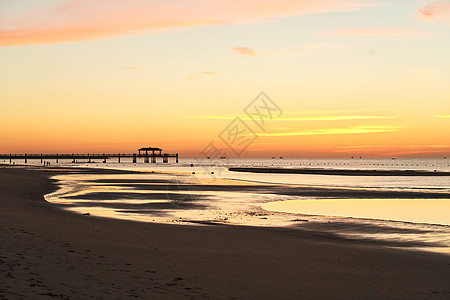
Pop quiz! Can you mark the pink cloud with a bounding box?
[325,27,433,39]
[233,44,348,57]
[0,0,379,47]
[419,1,450,25]
[233,47,258,56]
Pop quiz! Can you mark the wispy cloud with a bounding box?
[325,27,433,39]
[185,72,218,80]
[275,116,394,121]
[259,125,403,136]
[192,114,394,121]
[286,109,362,115]
[232,47,257,56]
[335,144,450,155]
[0,0,380,47]
[232,44,348,57]
[338,144,450,150]
[419,1,450,25]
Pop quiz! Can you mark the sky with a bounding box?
[0,0,449,158]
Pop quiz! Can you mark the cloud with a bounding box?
[339,144,450,150]
[192,114,394,121]
[434,114,450,118]
[232,44,348,57]
[258,125,403,136]
[335,144,450,155]
[0,0,380,47]
[419,1,450,25]
[185,72,218,80]
[274,116,394,121]
[325,27,433,39]
[232,47,257,56]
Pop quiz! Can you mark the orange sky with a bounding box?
[0,0,449,157]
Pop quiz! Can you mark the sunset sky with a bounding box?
[1,0,449,157]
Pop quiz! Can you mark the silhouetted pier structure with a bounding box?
[0,147,178,164]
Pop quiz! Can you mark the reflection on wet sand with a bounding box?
[261,199,450,225]
[45,170,450,254]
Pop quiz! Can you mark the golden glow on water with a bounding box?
[261,199,450,226]
[43,162,450,254]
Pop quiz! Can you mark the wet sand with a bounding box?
[1,166,450,299]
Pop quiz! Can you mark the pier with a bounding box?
[0,147,178,164]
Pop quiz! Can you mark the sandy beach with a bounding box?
[1,166,450,299]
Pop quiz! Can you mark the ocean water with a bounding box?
[38,158,450,253]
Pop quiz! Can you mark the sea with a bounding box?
[9,157,450,254]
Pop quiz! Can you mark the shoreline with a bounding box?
[1,166,450,299]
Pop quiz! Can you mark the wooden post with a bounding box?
[118,153,121,163]
[88,153,91,163]
[41,153,43,163]
[133,153,137,163]
[9,153,11,164]
[176,153,178,163]
[72,153,75,163]
[25,153,27,164]
[56,154,59,164]
[103,153,106,163]
[151,154,156,163]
